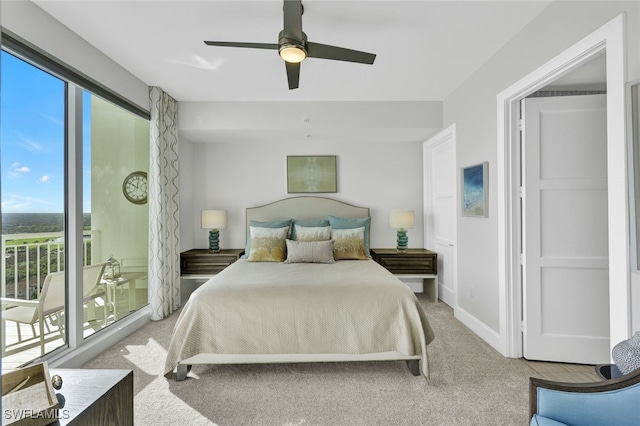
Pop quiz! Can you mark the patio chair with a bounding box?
[1,262,108,356]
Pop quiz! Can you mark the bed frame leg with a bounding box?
[406,360,421,376]
[176,364,191,381]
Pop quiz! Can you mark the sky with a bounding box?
[1,50,92,214]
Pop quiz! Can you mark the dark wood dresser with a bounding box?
[50,368,133,425]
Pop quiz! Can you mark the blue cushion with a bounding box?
[328,215,371,257]
[290,219,330,240]
[530,414,568,426]
[537,382,640,426]
[243,219,292,258]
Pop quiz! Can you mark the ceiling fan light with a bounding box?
[279,44,306,63]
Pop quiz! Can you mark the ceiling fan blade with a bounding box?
[306,42,376,65]
[204,41,279,50]
[283,0,303,41]
[285,62,300,90]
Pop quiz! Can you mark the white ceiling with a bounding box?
[32,0,554,103]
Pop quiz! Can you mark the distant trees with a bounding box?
[1,213,91,234]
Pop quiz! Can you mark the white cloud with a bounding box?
[23,140,47,153]
[7,163,31,178]
[39,175,51,183]
[41,113,64,128]
[16,134,48,153]
[11,202,32,210]
[11,163,30,173]
[1,198,31,211]
[1,193,55,212]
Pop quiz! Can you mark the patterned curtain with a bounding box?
[148,87,180,320]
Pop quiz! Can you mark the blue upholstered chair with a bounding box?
[529,366,640,425]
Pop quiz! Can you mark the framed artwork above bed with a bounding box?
[287,155,337,193]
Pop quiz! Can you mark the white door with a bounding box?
[522,94,609,364]
[424,125,456,307]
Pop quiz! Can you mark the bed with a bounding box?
[165,197,435,381]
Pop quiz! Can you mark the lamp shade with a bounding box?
[201,210,227,229]
[389,210,415,229]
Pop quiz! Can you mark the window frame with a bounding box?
[2,30,149,121]
[1,32,152,366]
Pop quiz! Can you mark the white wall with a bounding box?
[183,139,426,253]
[91,97,149,264]
[1,0,148,110]
[444,1,640,333]
[179,101,443,145]
[179,137,196,252]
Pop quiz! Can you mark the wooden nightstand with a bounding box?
[370,248,439,302]
[180,249,244,279]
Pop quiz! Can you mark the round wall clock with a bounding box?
[122,171,148,204]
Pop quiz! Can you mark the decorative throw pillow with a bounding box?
[243,219,292,258]
[247,226,289,262]
[290,219,330,240]
[284,239,335,264]
[612,331,640,374]
[331,227,367,260]
[328,215,371,257]
[293,224,332,242]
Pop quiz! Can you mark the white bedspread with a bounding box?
[164,259,435,377]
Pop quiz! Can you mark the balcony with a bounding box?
[1,232,148,371]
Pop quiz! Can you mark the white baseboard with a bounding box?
[454,305,501,354]
[439,284,455,307]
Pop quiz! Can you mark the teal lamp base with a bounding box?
[209,229,220,252]
[396,228,408,252]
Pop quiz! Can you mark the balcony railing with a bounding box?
[1,231,98,300]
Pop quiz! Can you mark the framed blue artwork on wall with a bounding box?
[462,162,488,217]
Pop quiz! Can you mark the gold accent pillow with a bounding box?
[331,227,367,260]
[247,226,289,262]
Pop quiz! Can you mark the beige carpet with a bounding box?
[82,295,537,425]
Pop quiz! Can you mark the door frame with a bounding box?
[496,14,629,358]
[423,124,458,309]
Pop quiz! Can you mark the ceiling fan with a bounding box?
[203,0,376,90]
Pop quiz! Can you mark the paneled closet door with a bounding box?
[522,94,609,364]
[424,125,456,307]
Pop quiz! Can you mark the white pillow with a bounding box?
[284,239,335,264]
[293,224,332,242]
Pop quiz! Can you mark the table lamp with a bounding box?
[389,210,414,252]
[201,210,227,252]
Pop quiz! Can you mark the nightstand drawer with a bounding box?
[376,256,436,275]
[180,249,244,275]
[370,248,438,275]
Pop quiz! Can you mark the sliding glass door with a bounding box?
[1,52,67,367]
[84,92,150,328]
[1,47,149,370]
